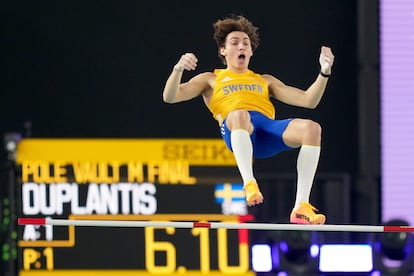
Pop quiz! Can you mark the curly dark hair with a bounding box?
[213,15,260,64]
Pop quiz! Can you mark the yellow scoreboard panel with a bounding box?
[16,139,255,275]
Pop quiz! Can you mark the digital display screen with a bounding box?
[380,0,414,224]
[16,139,255,275]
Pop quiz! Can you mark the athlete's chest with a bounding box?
[213,72,268,96]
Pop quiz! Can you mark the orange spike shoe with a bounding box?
[243,180,264,206]
[290,202,326,224]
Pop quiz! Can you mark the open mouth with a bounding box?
[238,54,246,61]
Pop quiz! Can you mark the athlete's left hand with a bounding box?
[319,46,335,75]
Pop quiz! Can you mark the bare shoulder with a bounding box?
[190,71,216,83]
[190,72,215,101]
[261,74,285,86]
[189,71,216,90]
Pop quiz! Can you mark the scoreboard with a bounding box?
[16,139,255,275]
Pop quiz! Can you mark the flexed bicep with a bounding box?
[163,53,203,103]
[176,75,210,102]
[165,72,213,103]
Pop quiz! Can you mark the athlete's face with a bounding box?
[220,31,253,72]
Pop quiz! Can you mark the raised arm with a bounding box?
[266,46,335,109]
[162,53,211,104]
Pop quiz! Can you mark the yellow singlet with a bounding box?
[208,69,275,125]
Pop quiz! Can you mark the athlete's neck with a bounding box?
[226,67,250,74]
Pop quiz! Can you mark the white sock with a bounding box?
[294,145,321,209]
[230,129,255,185]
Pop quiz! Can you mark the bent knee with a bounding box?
[228,110,250,121]
[226,110,252,131]
[303,120,322,145]
[283,119,322,147]
[305,120,322,136]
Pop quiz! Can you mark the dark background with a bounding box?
[1,1,379,224]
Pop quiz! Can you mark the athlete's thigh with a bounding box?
[250,113,293,158]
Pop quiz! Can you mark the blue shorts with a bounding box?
[220,111,293,158]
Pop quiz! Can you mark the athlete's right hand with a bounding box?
[174,53,198,72]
